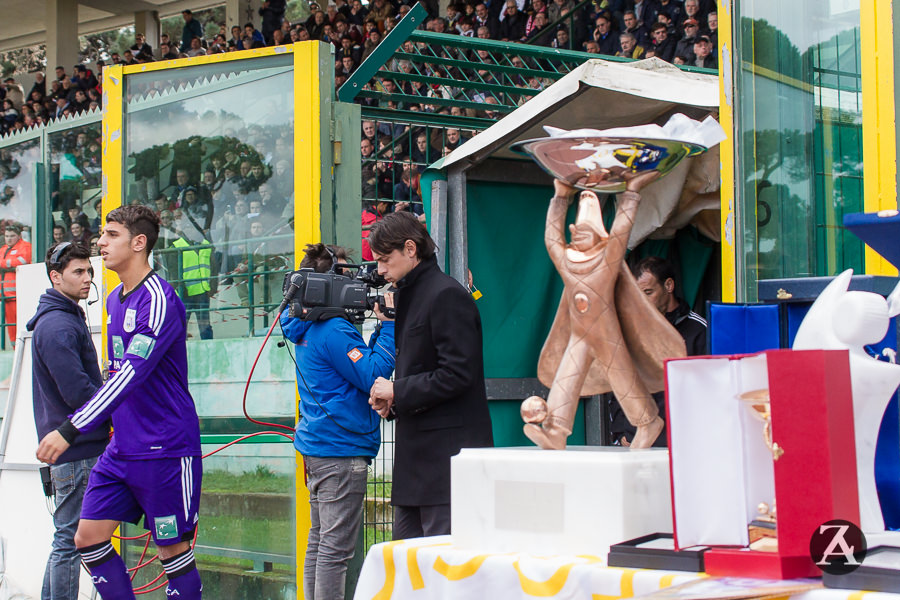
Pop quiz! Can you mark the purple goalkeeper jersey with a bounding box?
[69,272,201,459]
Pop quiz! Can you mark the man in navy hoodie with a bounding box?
[28,241,108,600]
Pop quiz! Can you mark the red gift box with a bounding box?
[665,349,860,579]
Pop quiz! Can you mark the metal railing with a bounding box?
[153,231,294,339]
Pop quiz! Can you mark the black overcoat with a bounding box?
[391,256,494,506]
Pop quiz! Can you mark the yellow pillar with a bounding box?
[718,0,737,301]
[861,0,899,276]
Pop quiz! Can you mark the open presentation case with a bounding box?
[665,349,860,579]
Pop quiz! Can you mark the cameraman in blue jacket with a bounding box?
[280,243,395,600]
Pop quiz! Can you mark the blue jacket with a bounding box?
[280,310,395,458]
[27,288,108,463]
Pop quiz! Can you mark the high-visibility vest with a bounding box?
[0,239,31,299]
[172,238,211,297]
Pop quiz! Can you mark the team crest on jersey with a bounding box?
[347,348,363,363]
[124,308,136,332]
[155,515,178,540]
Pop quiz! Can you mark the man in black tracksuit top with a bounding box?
[610,256,707,446]
[28,242,109,600]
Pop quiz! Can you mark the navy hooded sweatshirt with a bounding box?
[27,288,108,463]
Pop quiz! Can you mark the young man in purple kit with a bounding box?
[37,205,203,600]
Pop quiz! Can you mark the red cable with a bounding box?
[242,317,295,432]
[130,536,152,580]
[202,430,294,459]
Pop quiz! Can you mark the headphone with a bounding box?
[87,281,101,306]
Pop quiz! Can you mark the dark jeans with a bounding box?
[392,504,451,540]
[304,455,369,600]
[183,292,212,339]
[42,456,98,600]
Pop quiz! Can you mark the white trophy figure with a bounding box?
[792,269,900,535]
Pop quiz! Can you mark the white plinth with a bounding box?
[451,447,672,557]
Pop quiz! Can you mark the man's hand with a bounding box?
[36,431,70,465]
[369,377,395,417]
[373,291,395,322]
[553,178,576,201]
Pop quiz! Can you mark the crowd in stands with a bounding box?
[0,0,716,135]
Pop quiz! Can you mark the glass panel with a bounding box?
[48,123,103,256]
[0,137,40,247]
[126,54,293,98]
[124,68,294,340]
[736,0,862,300]
[120,440,296,596]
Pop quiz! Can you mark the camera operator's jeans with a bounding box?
[303,455,368,600]
[42,455,98,600]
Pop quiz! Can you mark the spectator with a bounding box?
[649,0,684,30]
[54,66,67,82]
[616,32,645,59]
[2,78,24,109]
[307,11,327,39]
[622,10,651,47]
[244,22,265,45]
[675,18,700,61]
[259,0,287,44]
[524,0,548,37]
[592,14,618,55]
[73,65,99,91]
[474,3,499,38]
[69,221,91,246]
[583,39,600,53]
[368,0,396,26]
[348,0,368,25]
[691,35,717,68]
[705,11,718,46]
[498,0,526,40]
[181,10,204,52]
[548,0,575,25]
[186,37,207,57]
[683,0,702,26]
[171,168,194,206]
[360,199,390,261]
[30,72,46,99]
[159,41,179,60]
[0,224,31,344]
[131,33,153,57]
[649,22,677,62]
[52,225,66,244]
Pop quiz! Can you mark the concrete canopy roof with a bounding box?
[0,0,219,52]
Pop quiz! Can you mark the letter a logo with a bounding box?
[810,519,867,575]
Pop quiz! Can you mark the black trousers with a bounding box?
[392,504,451,540]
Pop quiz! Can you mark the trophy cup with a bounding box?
[511,136,705,193]
[738,388,784,460]
[510,113,725,193]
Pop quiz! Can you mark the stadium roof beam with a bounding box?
[0,0,223,54]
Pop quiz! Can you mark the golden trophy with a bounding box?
[738,388,784,460]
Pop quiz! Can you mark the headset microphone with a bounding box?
[87,281,101,305]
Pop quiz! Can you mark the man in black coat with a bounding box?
[368,212,494,539]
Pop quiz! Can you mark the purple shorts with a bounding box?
[81,452,202,546]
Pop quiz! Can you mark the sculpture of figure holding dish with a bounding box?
[523,172,686,450]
